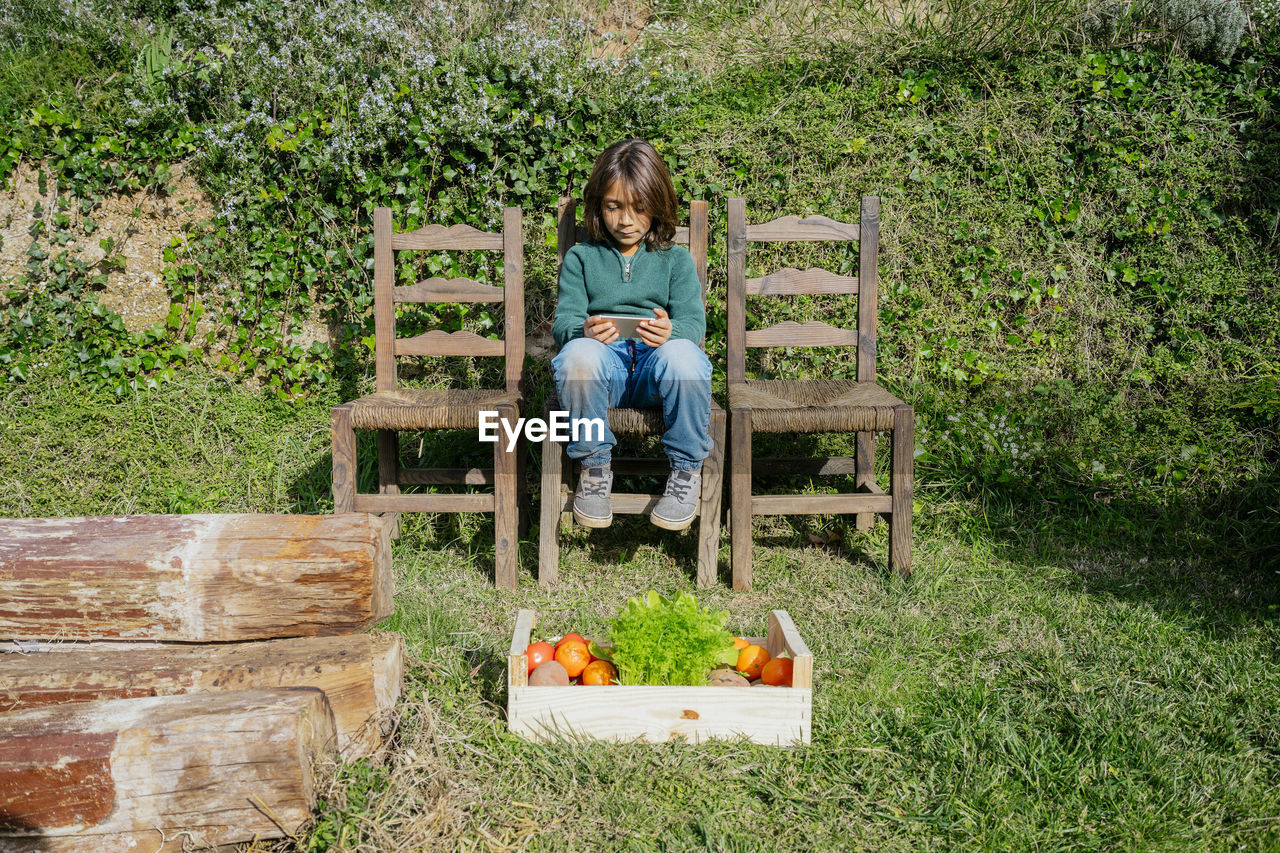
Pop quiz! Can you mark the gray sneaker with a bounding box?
[650,467,702,531]
[573,464,614,528]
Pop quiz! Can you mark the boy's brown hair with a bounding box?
[583,139,678,251]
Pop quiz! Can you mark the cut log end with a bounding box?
[0,688,337,849]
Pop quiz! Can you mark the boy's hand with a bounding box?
[585,316,619,344]
[638,307,672,347]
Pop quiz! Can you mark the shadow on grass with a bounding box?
[961,479,1279,638]
[462,645,511,709]
[289,422,520,584]
[293,370,1278,630]
[726,380,1278,632]
[902,380,1280,637]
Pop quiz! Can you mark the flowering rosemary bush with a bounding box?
[1080,0,1248,62]
[1,0,678,394]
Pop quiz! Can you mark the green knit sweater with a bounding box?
[552,240,705,348]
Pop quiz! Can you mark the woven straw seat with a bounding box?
[544,395,662,435]
[347,389,520,431]
[546,395,723,437]
[728,379,903,433]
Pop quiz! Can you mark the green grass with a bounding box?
[4,365,1278,851]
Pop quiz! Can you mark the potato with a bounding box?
[707,669,749,687]
[529,660,570,686]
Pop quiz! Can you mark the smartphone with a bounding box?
[595,314,647,339]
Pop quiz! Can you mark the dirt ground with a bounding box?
[0,160,216,333]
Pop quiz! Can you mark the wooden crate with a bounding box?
[506,609,812,746]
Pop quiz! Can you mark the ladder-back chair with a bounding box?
[538,197,726,587]
[726,196,913,588]
[332,206,526,589]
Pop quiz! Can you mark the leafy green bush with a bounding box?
[660,40,1277,513]
[1,0,678,395]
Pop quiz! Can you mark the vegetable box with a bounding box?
[506,609,812,746]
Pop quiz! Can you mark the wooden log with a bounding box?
[0,687,337,851]
[0,513,393,642]
[0,634,404,757]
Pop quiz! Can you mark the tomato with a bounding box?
[555,632,587,651]
[526,641,555,675]
[760,656,794,687]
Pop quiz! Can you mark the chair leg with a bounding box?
[516,436,530,538]
[730,409,753,591]
[889,406,914,578]
[376,429,401,539]
[560,462,574,533]
[538,425,564,587]
[331,405,355,514]
[855,430,875,532]
[696,408,726,588]
[493,404,519,590]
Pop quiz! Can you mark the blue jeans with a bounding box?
[551,337,713,470]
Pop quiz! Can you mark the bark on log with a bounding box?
[0,513,393,641]
[0,633,405,757]
[0,688,337,851]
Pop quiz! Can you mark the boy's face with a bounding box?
[602,180,651,255]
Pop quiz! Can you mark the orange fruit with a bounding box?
[526,641,555,675]
[736,644,770,680]
[554,639,592,678]
[732,637,749,650]
[556,632,587,651]
[761,656,794,687]
[580,659,618,685]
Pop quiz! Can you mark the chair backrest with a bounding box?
[725,196,879,386]
[373,206,524,394]
[556,195,710,316]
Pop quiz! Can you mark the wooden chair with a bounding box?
[538,197,726,587]
[726,196,913,588]
[331,206,526,589]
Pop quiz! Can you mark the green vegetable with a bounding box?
[607,591,739,686]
